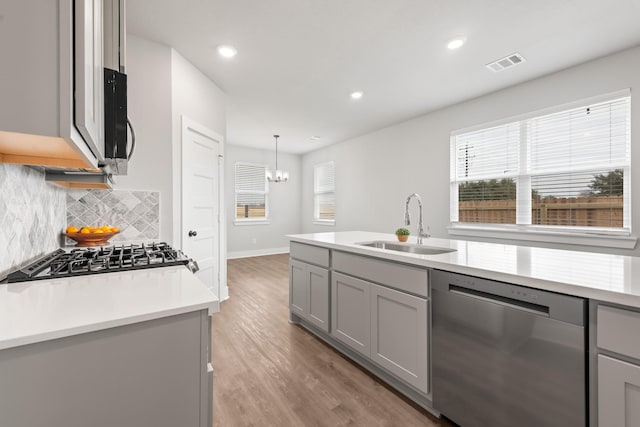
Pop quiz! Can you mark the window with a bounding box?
[450,92,631,241]
[235,162,269,224]
[314,161,336,224]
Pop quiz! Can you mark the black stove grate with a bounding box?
[3,242,191,283]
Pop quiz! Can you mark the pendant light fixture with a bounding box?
[266,135,289,183]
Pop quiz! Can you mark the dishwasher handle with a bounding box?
[449,284,550,317]
[431,269,586,326]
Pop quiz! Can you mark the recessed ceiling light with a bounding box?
[447,37,466,50]
[310,136,321,141]
[350,91,363,99]
[217,45,237,58]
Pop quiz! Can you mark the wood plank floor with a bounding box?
[212,254,450,427]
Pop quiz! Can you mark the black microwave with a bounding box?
[103,68,133,175]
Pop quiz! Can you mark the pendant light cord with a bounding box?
[274,135,279,171]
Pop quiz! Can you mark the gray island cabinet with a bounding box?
[288,231,640,426]
[0,310,213,427]
[594,304,640,427]
[289,241,432,409]
[0,266,218,427]
[289,242,331,332]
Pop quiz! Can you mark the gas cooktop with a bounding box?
[4,242,196,284]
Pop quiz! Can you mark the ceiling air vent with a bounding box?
[485,52,526,72]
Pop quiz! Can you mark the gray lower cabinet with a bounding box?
[596,304,640,427]
[290,259,330,332]
[330,272,429,394]
[291,243,431,398]
[331,272,371,357]
[598,355,640,426]
[371,283,429,394]
[0,310,212,427]
[290,260,309,317]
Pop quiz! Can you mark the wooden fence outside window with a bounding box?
[458,196,623,227]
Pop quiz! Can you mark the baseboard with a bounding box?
[219,284,230,302]
[226,246,290,260]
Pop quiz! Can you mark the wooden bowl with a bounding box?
[65,231,120,247]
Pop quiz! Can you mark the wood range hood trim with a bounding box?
[45,171,112,190]
[0,130,111,189]
[0,130,99,171]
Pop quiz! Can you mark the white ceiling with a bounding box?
[127,0,640,154]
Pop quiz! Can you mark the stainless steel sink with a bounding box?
[358,241,456,255]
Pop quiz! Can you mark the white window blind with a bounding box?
[235,162,268,221]
[451,93,631,234]
[314,162,335,223]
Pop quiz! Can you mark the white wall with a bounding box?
[225,145,301,257]
[116,36,227,249]
[116,35,173,241]
[170,49,227,246]
[168,49,228,297]
[302,46,640,256]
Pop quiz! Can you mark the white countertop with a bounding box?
[0,265,219,350]
[288,231,640,308]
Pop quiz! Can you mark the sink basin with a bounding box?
[358,241,456,255]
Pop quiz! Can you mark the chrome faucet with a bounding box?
[405,193,430,244]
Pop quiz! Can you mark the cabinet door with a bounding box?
[290,260,308,317]
[75,0,104,158]
[307,265,330,332]
[598,354,640,427]
[371,284,429,393]
[331,272,371,357]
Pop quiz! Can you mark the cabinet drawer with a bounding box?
[333,251,428,297]
[290,242,330,268]
[598,305,640,360]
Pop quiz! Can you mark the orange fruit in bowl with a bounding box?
[93,229,104,234]
[110,227,119,233]
[66,226,79,234]
[80,228,91,234]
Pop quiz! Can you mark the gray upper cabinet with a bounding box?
[74,0,105,161]
[331,272,371,357]
[371,283,429,394]
[0,0,107,169]
[103,0,126,72]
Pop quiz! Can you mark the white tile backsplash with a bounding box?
[0,164,66,279]
[66,189,160,243]
[0,164,162,279]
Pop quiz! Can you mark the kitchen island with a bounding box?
[288,231,640,427]
[288,231,640,307]
[0,265,218,427]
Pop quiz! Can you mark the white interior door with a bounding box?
[181,116,224,298]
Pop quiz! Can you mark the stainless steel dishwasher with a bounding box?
[432,269,586,427]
